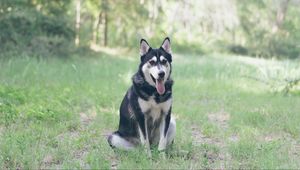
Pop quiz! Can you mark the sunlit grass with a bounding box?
[0,53,300,169]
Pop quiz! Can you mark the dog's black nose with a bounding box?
[158,71,165,78]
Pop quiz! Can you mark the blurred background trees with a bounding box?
[0,0,299,58]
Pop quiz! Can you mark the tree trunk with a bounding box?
[100,0,109,47]
[75,0,81,46]
[92,17,98,45]
[272,0,290,33]
[103,11,108,46]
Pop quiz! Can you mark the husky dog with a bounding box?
[107,37,175,156]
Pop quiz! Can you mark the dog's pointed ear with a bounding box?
[161,37,171,54]
[140,39,150,56]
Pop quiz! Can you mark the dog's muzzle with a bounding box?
[150,71,166,95]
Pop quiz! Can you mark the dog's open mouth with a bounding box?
[151,74,165,95]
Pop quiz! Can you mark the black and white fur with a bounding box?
[107,37,175,156]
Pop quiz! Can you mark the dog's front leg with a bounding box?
[137,114,151,157]
[158,119,167,151]
[158,120,167,159]
[158,110,171,153]
[144,118,152,157]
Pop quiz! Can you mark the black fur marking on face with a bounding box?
[141,48,172,66]
[149,60,156,66]
[161,59,167,65]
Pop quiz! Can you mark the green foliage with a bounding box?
[1,0,300,59]
[0,0,74,58]
[234,0,300,58]
[0,87,25,126]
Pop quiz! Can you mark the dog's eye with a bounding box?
[161,59,167,65]
[149,60,156,66]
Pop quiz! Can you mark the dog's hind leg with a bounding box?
[107,132,136,150]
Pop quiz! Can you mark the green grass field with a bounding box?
[0,52,300,169]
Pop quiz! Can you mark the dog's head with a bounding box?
[139,37,172,95]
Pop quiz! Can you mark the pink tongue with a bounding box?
[156,80,165,95]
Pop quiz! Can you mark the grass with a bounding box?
[0,52,300,169]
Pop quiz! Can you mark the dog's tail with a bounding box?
[107,132,135,150]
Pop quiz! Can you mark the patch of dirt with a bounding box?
[207,110,240,143]
[40,148,91,169]
[79,111,96,126]
[40,154,61,169]
[73,147,88,159]
[263,134,281,142]
[291,142,300,156]
[73,146,91,169]
[229,134,239,142]
[191,125,224,147]
[56,131,80,142]
[109,154,118,170]
[268,133,300,156]
[191,125,232,168]
[261,132,295,143]
[207,110,230,130]
[41,109,99,168]
[259,132,300,163]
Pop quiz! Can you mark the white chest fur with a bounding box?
[138,97,172,121]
